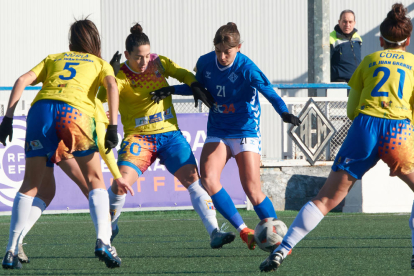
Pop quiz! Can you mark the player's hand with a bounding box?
[190,82,215,109]
[0,116,13,146]
[110,51,122,76]
[104,125,118,154]
[115,177,135,196]
[150,86,175,104]
[282,112,301,126]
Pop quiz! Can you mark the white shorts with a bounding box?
[205,136,261,157]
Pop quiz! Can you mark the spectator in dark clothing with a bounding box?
[330,10,362,82]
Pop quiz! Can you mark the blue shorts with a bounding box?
[332,114,414,179]
[25,100,98,166]
[117,130,196,176]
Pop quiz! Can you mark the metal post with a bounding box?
[308,0,330,97]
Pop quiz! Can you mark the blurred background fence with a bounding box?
[0,83,351,163]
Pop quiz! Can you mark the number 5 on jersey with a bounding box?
[59,62,80,80]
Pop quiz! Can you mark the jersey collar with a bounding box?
[215,55,235,71]
[125,61,143,74]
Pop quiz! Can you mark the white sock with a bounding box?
[108,186,126,230]
[89,189,111,245]
[188,180,218,236]
[237,224,247,233]
[18,197,47,245]
[275,201,324,257]
[409,201,414,255]
[7,193,34,255]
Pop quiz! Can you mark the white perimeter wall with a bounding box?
[2,0,413,88]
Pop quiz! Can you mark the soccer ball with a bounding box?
[254,218,288,252]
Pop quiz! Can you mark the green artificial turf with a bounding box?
[0,210,411,275]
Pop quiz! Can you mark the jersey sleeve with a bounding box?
[98,61,116,86]
[160,56,197,86]
[194,58,206,86]
[96,121,122,179]
[247,68,288,115]
[173,84,193,95]
[30,57,48,85]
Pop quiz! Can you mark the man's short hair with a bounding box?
[339,10,355,21]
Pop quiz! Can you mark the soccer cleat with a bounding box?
[411,255,414,269]
[17,244,30,263]
[94,239,121,268]
[210,228,236,249]
[240,228,256,250]
[2,251,22,269]
[110,225,119,243]
[259,251,284,272]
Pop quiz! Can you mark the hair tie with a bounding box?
[381,33,408,45]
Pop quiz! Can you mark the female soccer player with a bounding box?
[260,3,414,272]
[97,23,236,249]
[197,23,300,250]
[0,18,132,269]
[153,22,300,250]
[16,99,125,264]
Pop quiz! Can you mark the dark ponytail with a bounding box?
[125,23,150,53]
[69,17,101,58]
[213,22,241,48]
[380,3,412,47]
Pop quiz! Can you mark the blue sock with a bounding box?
[211,188,245,229]
[253,196,277,220]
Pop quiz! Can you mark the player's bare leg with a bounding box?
[200,142,254,249]
[17,158,90,263]
[59,158,90,197]
[235,151,271,250]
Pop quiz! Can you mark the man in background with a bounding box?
[330,10,362,83]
